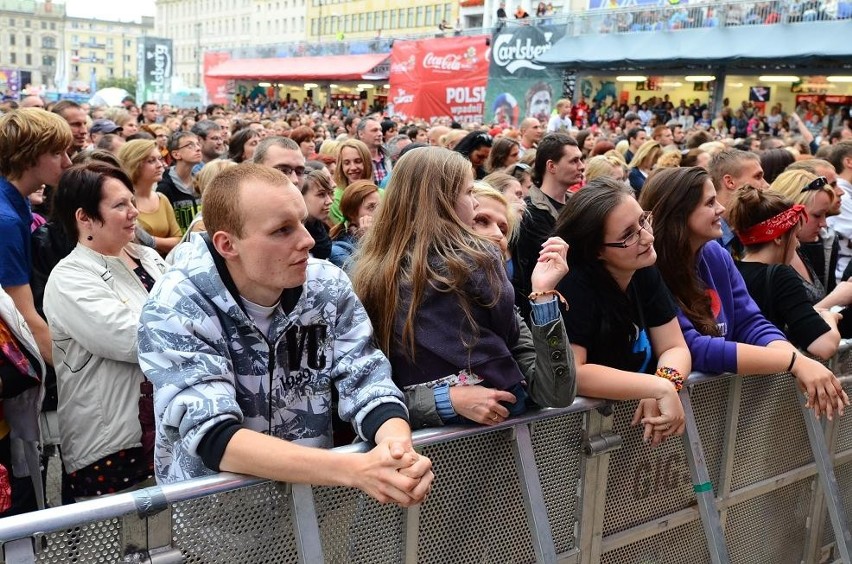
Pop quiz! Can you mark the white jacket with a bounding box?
[43,243,166,472]
[0,286,45,507]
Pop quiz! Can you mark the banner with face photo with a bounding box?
[484,23,566,128]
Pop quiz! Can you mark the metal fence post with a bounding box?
[511,423,557,564]
[680,385,731,564]
[796,392,852,563]
[716,376,742,528]
[577,408,615,564]
[290,483,324,563]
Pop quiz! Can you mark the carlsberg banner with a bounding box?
[485,24,566,128]
[137,37,173,104]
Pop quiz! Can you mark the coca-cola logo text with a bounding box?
[422,53,473,72]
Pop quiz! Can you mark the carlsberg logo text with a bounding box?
[493,35,552,74]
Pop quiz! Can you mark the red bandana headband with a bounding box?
[737,204,808,246]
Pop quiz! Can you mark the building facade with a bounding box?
[155,0,308,89]
[64,16,153,89]
[0,0,64,89]
[306,0,458,41]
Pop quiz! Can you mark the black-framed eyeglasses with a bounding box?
[175,141,201,151]
[274,164,307,178]
[603,211,653,248]
[801,176,828,192]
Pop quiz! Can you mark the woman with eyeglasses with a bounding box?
[726,185,841,358]
[453,130,493,180]
[353,147,576,428]
[485,136,521,173]
[640,167,848,420]
[118,140,181,257]
[553,178,689,446]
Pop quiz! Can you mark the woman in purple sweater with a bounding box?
[640,167,848,420]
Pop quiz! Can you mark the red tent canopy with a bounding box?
[205,53,389,81]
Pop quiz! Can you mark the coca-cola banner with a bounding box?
[485,24,567,128]
[387,35,489,124]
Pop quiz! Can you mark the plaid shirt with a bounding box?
[372,156,389,185]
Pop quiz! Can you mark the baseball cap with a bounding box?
[91,119,123,134]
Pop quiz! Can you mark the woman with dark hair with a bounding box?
[453,131,493,180]
[43,162,166,498]
[590,139,616,157]
[227,128,261,163]
[300,169,334,260]
[575,129,598,159]
[640,167,848,420]
[485,136,520,173]
[760,148,796,184]
[290,125,317,160]
[554,178,690,446]
[329,180,380,270]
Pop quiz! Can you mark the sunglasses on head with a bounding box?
[801,176,828,192]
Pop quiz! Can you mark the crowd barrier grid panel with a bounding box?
[511,424,558,563]
[818,374,852,563]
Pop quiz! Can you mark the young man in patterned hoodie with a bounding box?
[138,163,432,506]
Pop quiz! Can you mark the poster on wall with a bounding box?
[387,35,490,124]
[484,23,566,128]
[749,86,770,102]
[137,37,173,104]
[0,68,20,100]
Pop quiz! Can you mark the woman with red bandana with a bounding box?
[641,167,849,421]
[728,186,841,359]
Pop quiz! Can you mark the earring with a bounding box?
[87,235,93,241]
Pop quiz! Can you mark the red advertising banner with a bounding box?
[388,35,490,124]
[204,51,232,105]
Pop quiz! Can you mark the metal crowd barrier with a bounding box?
[1,349,852,563]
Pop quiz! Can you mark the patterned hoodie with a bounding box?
[137,235,406,484]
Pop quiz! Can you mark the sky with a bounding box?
[62,0,156,22]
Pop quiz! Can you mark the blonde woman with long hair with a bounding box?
[352,147,576,428]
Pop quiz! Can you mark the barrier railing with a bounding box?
[1,350,852,563]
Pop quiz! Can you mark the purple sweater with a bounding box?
[678,241,786,374]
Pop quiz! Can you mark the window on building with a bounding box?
[24,19,30,27]
[416,6,424,26]
[25,54,31,65]
[8,18,14,26]
[383,10,390,29]
[426,5,433,26]
[407,7,415,27]
[359,13,366,32]
[311,18,317,36]
[42,36,55,49]
[9,35,14,46]
[25,36,31,47]
[11,53,17,64]
[42,55,55,67]
[125,55,131,63]
[72,64,78,73]
[444,3,452,21]
[50,22,56,30]
[390,10,397,29]
[107,38,113,47]
[367,12,373,30]
[41,21,46,29]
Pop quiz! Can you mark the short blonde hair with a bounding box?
[770,168,835,207]
[318,139,340,157]
[585,155,627,182]
[0,109,72,179]
[117,139,157,185]
[472,182,518,242]
[205,163,290,238]
[194,160,237,197]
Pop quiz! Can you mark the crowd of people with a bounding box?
[0,92,850,521]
